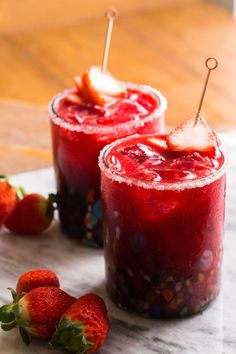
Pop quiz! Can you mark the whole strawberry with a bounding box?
[16,269,60,294]
[0,287,75,344]
[49,293,110,354]
[5,193,56,234]
[0,176,17,226]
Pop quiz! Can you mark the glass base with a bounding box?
[107,286,220,318]
[57,186,104,247]
[60,221,103,248]
[108,289,218,318]
[106,267,221,318]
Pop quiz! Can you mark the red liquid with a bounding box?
[50,85,166,247]
[100,134,226,316]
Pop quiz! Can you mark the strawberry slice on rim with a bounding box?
[82,66,125,105]
[65,92,83,104]
[147,136,168,152]
[63,77,84,105]
[74,76,83,93]
[65,93,82,105]
[167,116,221,152]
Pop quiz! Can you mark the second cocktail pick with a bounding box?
[167,57,221,152]
[194,57,218,125]
[101,8,119,73]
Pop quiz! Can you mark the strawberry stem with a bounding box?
[16,186,27,200]
[0,289,31,345]
[46,193,58,219]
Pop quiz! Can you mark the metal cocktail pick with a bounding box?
[101,8,118,73]
[195,57,218,125]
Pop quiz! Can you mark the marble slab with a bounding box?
[0,132,236,354]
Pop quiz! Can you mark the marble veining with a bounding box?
[0,132,236,354]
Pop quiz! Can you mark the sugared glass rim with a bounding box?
[98,134,226,191]
[48,82,167,135]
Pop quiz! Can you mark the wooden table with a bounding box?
[0,0,236,174]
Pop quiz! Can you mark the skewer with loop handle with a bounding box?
[195,57,218,125]
[101,8,119,73]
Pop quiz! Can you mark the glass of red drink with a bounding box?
[99,134,226,317]
[49,83,167,247]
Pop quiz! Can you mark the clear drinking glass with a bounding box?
[99,134,226,317]
[49,84,167,247]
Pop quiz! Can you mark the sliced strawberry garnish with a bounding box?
[167,116,221,152]
[74,76,83,93]
[147,136,168,152]
[82,66,125,105]
[65,93,82,105]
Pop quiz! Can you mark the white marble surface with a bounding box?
[0,132,236,354]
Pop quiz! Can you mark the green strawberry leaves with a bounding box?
[8,287,25,303]
[0,303,17,332]
[49,317,93,354]
[19,326,30,346]
[0,288,31,345]
[9,288,17,302]
[1,322,17,331]
[0,305,15,323]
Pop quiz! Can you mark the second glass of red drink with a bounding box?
[49,67,167,247]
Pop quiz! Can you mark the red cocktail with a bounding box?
[49,75,167,247]
[99,129,226,316]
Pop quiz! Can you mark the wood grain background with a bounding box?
[0,0,235,173]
